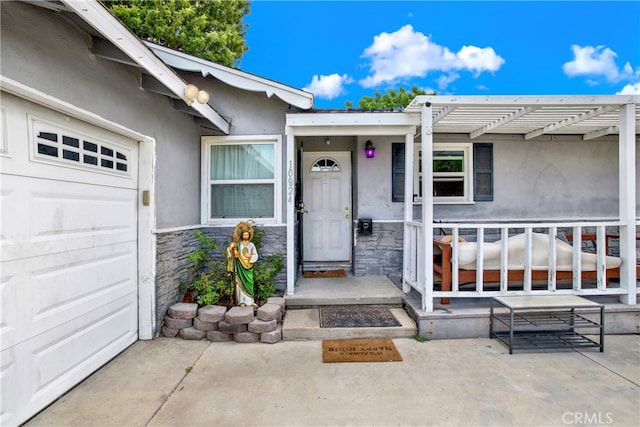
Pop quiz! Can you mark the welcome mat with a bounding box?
[322,338,402,363]
[302,269,346,278]
[320,305,402,328]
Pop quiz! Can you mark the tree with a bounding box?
[346,86,434,109]
[106,0,250,67]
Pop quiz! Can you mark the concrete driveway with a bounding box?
[24,335,639,427]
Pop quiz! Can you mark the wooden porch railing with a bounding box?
[403,220,639,312]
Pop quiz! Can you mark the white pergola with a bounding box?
[404,95,640,310]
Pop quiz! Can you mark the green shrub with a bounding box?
[180,230,234,307]
[180,227,283,307]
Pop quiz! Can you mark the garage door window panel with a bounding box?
[32,119,130,175]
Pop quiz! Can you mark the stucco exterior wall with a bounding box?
[433,133,634,221]
[177,71,294,225]
[356,136,406,221]
[350,132,637,223]
[0,2,202,228]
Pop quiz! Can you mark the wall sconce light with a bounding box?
[365,140,376,158]
[325,138,331,145]
[183,84,210,106]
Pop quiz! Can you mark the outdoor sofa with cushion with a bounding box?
[433,232,629,304]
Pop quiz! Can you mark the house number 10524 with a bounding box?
[287,160,294,203]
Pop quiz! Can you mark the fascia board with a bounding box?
[406,95,640,111]
[286,112,420,127]
[62,0,230,134]
[147,43,314,110]
[287,125,418,137]
[286,112,419,136]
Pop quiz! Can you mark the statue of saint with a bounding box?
[227,221,259,306]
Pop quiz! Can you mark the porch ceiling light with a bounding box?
[183,84,210,105]
[365,140,376,158]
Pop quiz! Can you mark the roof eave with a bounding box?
[147,43,314,110]
[61,0,230,134]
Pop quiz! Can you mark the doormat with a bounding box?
[302,269,346,278]
[322,338,402,363]
[320,305,402,328]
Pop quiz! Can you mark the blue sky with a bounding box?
[240,1,640,108]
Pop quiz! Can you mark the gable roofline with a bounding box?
[61,0,230,134]
[147,43,314,110]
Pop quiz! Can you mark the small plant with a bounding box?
[180,231,234,307]
[411,335,430,343]
[180,227,283,307]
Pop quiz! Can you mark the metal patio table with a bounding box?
[490,295,604,354]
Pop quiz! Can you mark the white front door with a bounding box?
[302,151,351,262]
[0,94,139,426]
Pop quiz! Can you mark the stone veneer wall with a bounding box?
[353,221,404,276]
[155,225,288,335]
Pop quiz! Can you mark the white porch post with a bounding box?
[138,138,157,339]
[422,102,434,312]
[402,132,415,293]
[619,103,637,304]
[285,130,296,295]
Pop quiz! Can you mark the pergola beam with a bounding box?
[433,106,455,123]
[583,126,618,141]
[470,107,536,139]
[524,105,619,140]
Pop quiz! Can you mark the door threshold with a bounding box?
[302,262,351,272]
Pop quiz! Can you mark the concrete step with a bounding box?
[285,275,405,308]
[282,307,417,341]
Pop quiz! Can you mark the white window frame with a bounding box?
[414,142,474,204]
[201,134,282,225]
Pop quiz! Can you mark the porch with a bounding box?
[283,272,640,339]
[399,96,639,313]
[283,273,417,340]
[284,95,639,315]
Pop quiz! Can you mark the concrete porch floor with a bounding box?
[283,273,417,340]
[284,273,640,340]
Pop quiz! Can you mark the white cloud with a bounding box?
[456,45,505,77]
[617,82,640,95]
[437,72,459,90]
[359,25,505,88]
[303,74,354,100]
[563,45,620,81]
[562,45,639,83]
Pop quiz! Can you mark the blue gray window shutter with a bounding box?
[391,143,405,202]
[473,143,493,201]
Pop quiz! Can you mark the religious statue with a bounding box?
[227,221,259,307]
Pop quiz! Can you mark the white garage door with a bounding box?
[0,94,139,426]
